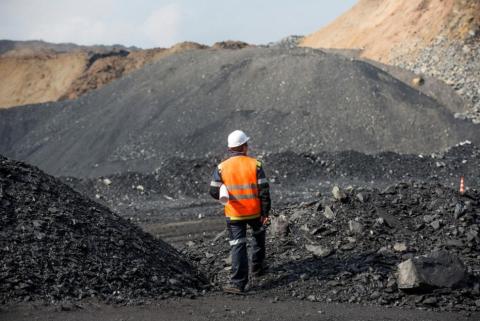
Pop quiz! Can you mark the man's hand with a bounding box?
[260,216,270,226]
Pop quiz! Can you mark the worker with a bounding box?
[209,130,271,294]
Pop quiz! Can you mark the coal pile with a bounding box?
[184,182,480,311]
[1,47,479,178]
[62,142,480,225]
[0,155,206,304]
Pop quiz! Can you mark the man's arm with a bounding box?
[209,166,223,200]
[256,161,271,216]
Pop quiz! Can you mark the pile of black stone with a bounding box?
[183,182,480,311]
[1,47,479,178]
[0,155,206,304]
[63,142,480,224]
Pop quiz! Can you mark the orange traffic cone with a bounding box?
[459,176,465,194]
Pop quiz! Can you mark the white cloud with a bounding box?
[142,4,182,47]
[0,0,183,48]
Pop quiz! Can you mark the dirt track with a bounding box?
[3,296,479,321]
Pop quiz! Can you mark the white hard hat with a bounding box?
[227,130,250,148]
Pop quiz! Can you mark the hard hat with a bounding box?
[227,130,250,148]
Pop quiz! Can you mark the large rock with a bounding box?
[397,251,467,291]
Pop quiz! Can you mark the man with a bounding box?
[209,130,271,293]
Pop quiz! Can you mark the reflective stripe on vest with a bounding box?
[219,156,261,220]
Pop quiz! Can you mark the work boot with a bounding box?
[251,262,268,277]
[223,284,245,294]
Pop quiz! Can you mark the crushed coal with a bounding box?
[183,181,480,311]
[63,142,480,225]
[1,47,479,177]
[0,155,206,304]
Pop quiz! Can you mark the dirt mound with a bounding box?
[0,52,88,108]
[0,41,208,109]
[0,40,138,57]
[301,0,479,63]
[184,181,480,311]
[60,43,207,101]
[1,47,478,178]
[300,0,480,122]
[212,41,251,50]
[0,155,205,304]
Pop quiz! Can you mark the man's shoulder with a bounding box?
[219,155,260,168]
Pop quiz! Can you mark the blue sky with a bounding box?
[0,0,357,48]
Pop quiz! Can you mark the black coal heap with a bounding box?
[0,155,206,304]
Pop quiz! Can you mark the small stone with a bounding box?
[47,207,58,214]
[466,230,478,242]
[291,209,307,221]
[454,203,465,219]
[306,244,333,258]
[430,220,441,230]
[423,297,438,306]
[323,206,335,219]
[223,255,232,265]
[271,215,289,237]
[60,303,76,311]
[341,243,355,251]
[423,215,434,223]
[348,220,363,234]
[393,242,408,252]
[332,186,347,202]
[356,193,365,203]
[411,77,424,87]
[32,220,44,228]
[307,295,317,302]
[300,224,310,233]
[102,178,112,186]
[136,185,144,192]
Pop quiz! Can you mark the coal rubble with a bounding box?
[61,142,480,225]
[184,182,480,311]
[0,155,206,304]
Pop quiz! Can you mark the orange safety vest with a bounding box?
[219,155,261,220]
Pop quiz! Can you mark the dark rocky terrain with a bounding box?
[0,155,206,305]
[1,22,480,320]
[184,181,480,311]
[62,142,480,226]
[1,47,479,178]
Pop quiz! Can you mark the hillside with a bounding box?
[301,0,480,122]
[0,41,208,108]
[0,47,478,177]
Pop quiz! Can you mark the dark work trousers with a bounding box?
[226,217,266,289]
